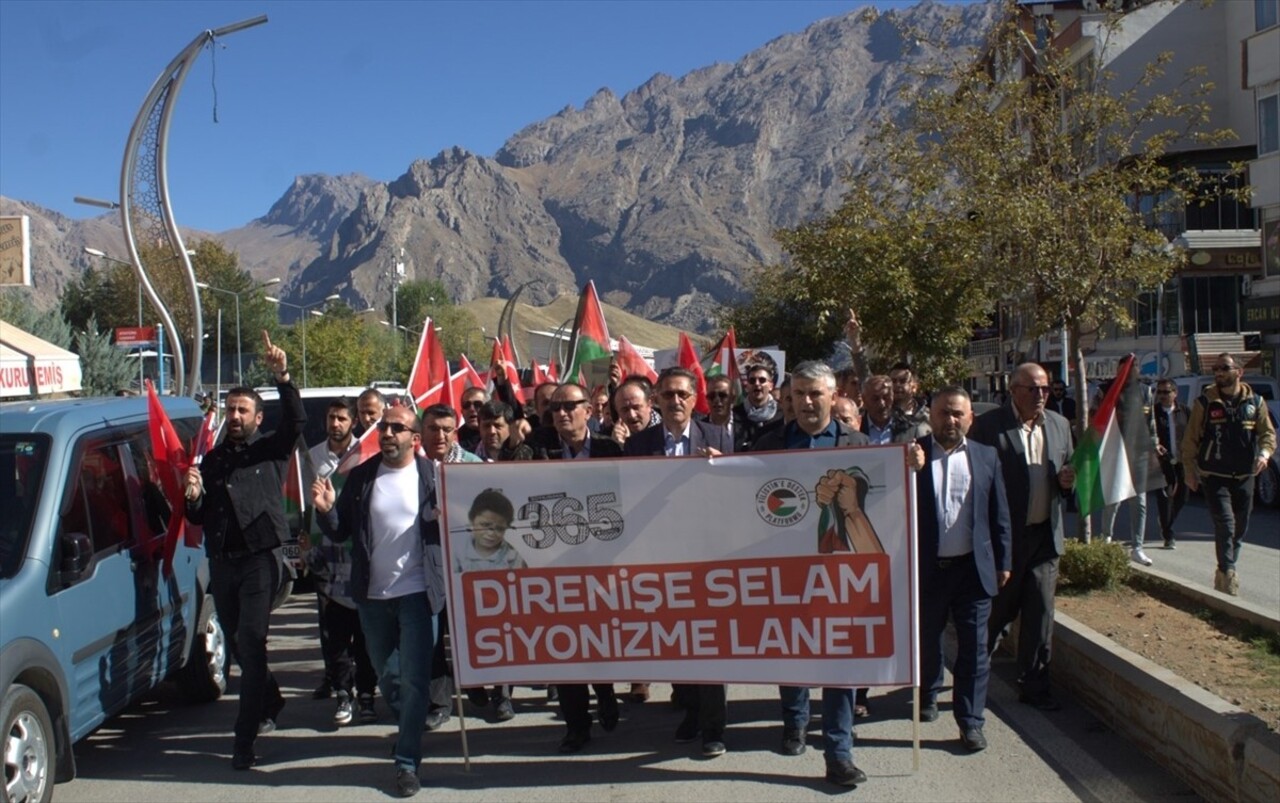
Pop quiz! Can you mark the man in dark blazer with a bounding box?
[968,363,1075,711]
[915,387,1011,752]
[532,382,623,753]
[624,367,732,758]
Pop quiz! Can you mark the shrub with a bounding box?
[1058,538,1131,592]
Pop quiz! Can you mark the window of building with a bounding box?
[1257,0,1279,32]
[1134,282,1180,337]
[1259,93,1279,156]
[1179,275,1242,334]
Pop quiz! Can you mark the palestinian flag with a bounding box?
[703,327,739,384]
[336,423,382,475]
[676,332,710,415]
[615,335,657,384]
[1072,354,1146,515]
[564,281,611,383]
[282,440,311,534]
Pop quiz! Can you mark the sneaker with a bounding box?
[1131,548,1153,566]
[258,718,276,735]
[424,709,450,731]
[1163,535,1176,549]
[825,759,868,787]
[394,768,420,798]
[702,739,727,758]
[231,750,257,770]
[546,685,559,703]
[334,692,354,726]
[358,693,377,723]
[494,697,515,722]
[1214,569,1227,593]
[1226,570,1239,596]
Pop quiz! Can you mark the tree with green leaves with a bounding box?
[2,290,134,396]
[387,279,481,359]
[722,0,1236,399]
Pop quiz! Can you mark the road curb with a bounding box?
[1049,611,1280,803]
[1130,563,1280,634]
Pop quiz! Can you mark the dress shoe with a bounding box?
[780,727,806,756]
[559,729,591,754]
[358,693,378,723]
[629,683,650,703]
[1018,693,1062,712]
[961,727,988,752]
[424,709,451,731]
[702,739,726,758]
[920,701,939,722]
[825,759,867,787]
[394,767,421,798]
[231,750,257,770]
[674,712,699,743]
[598,695,620,732]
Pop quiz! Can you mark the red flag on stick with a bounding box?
[408,318,449,406]
[676,333,710,415]
[616,335,657,384]
[458,353,487,390]
[336,423,382,475]
[531,358,552,387]
[490,337,527,406]
[146,380,190,572]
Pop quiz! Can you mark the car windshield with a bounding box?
[0,434,51,579]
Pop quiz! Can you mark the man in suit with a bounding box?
[916,387,1011,752]
[625,367,732,757]
[969,362,1075,711]
[1151,377,1189,549]
[748,361,877,788]
[532,382,623,753]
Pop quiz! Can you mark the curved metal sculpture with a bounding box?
[496,279,543,369]
[119,15,267,395]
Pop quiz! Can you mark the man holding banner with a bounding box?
[915,387,1011,752]
[749,361,875,787]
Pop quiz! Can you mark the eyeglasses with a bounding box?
[1017,385,1052,395]
[659,390,693,400]
[376,420,417,435]
[1212,365,1236,372]
[423,424,455,435]
[548,400,588,413]
[462,400,485,410]
[744,376,770,385]
[706,392,732,400]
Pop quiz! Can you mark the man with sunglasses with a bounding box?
[624,367,732,757]
[1180,354,1275,596]
[732,363,783,451]
[312,404,443,797]
[1151,378,1189,550]
[969,362,1075,712]
[703,374,737,432]
[532,383,624,753]
[456,387,488,453]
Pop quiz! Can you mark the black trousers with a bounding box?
[672,683,727,739]
[1152,459,1187,539]
[319,594,376,697]
[558,684,616,732]
[210,550,284,750]
[988,522,1057,698]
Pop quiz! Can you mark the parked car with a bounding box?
[0,395,228,802]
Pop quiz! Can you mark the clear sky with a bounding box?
[0,0,967,233]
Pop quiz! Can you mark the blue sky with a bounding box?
[1,0,967,233]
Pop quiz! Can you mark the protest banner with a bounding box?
[440,446,916,689]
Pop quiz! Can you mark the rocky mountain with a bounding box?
[3,1,999,332]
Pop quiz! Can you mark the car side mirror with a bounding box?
[59,531,93,584]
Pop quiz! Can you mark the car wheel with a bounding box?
[1256,463,1280,509]
[2,684,54,803]
[176,595,227,703]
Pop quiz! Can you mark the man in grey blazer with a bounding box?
[968,363,1075,711]
[916,387,1011,751]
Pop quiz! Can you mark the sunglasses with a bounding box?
[548,400,588,413]
[706,392,732,400]
[659,390,693,400]
[1212,365,1236,372]
[376,420,417,435]
[461,400,485,410]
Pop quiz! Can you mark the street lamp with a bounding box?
[267,294,340,388]
[197,277,282,385]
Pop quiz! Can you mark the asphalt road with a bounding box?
[1073,492,1280,614]
[55,598,1199,802]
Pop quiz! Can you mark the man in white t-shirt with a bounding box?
[313,404,444,798]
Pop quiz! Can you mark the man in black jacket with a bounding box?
[533,382,623,753]
[185,331,303,770]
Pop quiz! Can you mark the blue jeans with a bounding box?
[1202,475,1254,572]
[359,593,436,771]
[779,685,854,762]
[1101,494,1147,549]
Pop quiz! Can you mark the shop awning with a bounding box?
[0,319,83,398]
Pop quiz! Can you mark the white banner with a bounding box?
[440,446,917,688]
